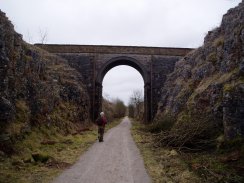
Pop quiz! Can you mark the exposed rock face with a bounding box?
[0,10,90,148]
[156,1,244,140]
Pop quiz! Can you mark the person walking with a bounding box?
[96,112,107,142]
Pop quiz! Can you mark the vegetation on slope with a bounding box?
[154,1,244,150]
[131,120,201,183]
[0,117,122,183]
[132,120,244,183]
[0,126,97,183]
[0,9,90,156]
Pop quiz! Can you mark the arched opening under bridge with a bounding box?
[94,56,151,122]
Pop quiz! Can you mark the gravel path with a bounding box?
[52,117,152,183]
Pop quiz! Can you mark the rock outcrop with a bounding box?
[0,10,90,152]
[156,1,244,140]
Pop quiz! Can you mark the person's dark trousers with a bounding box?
[98,126,105,142]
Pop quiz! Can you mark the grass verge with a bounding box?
[131,119,201,183]
[0,119,122,183]
[131,119,244,183]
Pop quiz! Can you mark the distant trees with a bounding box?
[113,98,127,118]
[102,90,144,121]
[102,97,127,121]
[128,90,144,120]
[102,98,115,123]
[128,104,135,118]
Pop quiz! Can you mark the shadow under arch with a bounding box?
[94,56,151,122]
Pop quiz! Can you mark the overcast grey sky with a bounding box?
[0,0,241,104]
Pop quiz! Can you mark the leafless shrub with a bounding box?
[153,113,219,151]
[39,28,48,44]
[129,89,144,120]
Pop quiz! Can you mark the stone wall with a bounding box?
[151,56,182,119]
[36,44,192,56]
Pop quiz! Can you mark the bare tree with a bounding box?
[39,28,48,44]
[129,89,144,118]
[26,30,33,43]
[128,104,135,118]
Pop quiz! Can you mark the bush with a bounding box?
[128,104,135,118]
[153,112,221,151]
[146,114,175,133]
[102,98,115,123]
[113,99,126,118]
[32,152,50,163]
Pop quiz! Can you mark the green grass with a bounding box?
[0,128,97,183]
[0,119,122,183]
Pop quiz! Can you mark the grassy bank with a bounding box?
[0,119,122,183]
[131,119,202,183]
[131,119,244,183]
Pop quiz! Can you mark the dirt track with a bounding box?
[52,117,152,183]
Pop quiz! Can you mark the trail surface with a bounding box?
[52,117,151,183]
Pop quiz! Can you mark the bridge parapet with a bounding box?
[35,44,193,56]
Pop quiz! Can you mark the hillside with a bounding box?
[0,9,98,182]
[139,2,244,182]
[0,10,90,154]
[156,0,244,143]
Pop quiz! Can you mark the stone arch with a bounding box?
[36,44,192,123]
[96,56,149,84]
[94,56,151,122]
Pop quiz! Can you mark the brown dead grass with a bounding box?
[131,120,201,183]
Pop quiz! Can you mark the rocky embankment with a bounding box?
[156,1,244,142]
[0,10,90,154]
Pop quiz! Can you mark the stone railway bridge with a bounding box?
[36,44,193,122]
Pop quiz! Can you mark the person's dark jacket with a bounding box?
[96,116,107,127]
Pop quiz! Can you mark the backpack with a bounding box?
[96,117,103,126]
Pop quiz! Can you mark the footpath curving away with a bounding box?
[52,117,152,183]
